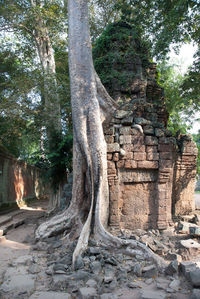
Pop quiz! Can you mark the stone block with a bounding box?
[104,127,114,135]
[158,144,173,152]
[135,117,150,125]
[78,287,97,299]
[147,152,159,161]
[143,125,154,135]
[124,160,137,169]
[113,153,119,161]
[180,261,197,276]
[29,292,71,299]
[192,289,200,299]
[188,269,200,287]
[141,290,166,299]
[107,161,115,170]
[123,144,134,152]
[120,152,133,160]
[145,136,158,145]
[107,143,120,153]
[115,110,130,119]
[105,135,114,143]
[159,160,173,169]
[107,154,112,160]
[159,136,176,144]
[107,169,117,175]
[119,126,132,135]
[132,144,146,152]
[132,135,144,144]
[159,152,173,160]
[117,160,125,168]
[119,135,132,144]
[155,128,165,137]
[133,152,147,161]
[137,161,158,169]
[146,146,157,153]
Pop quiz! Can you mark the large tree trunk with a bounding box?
[36,0,166,270]
[31,0,65,210]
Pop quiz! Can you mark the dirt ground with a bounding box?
[0,196,200,298]
[0,200,47,280]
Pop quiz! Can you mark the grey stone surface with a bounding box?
[0,274,35,294]
[12,255,33,266]
[180,261,197,276]
[90,261,102,274]
[29,291,71,299]
[100,293,118,299]
[191,288,200,299]
[188,269,200,287]
[86,279,98,288]
[168,279,180,291]
[78,287,97,299]
[141,290,166,299]
[165,260,178,275]
[142,264,158,278]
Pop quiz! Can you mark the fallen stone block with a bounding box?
[78,287,97,299]
[189,226,200,236]
[180,239,200,250]
[191,288,200,299]
[165,260,178,275]
[188,269,200,287]
[29,291,71,299]
[141,290,166,299]
[0,274,35,294]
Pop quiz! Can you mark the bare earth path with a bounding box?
[0,200,47,280]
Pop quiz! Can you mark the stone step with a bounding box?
[1,219,25,235]
[0,210,23,227]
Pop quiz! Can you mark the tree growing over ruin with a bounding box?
[36,0,165,269]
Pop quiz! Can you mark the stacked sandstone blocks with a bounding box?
[104,63,198,231]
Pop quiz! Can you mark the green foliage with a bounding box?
[157,60,199,134]
[93,21,150,96]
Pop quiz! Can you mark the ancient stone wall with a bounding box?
[94,21,198,231]
[0,150,48,210]
[104,63,198,231]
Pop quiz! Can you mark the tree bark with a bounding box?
[36,0,166,270]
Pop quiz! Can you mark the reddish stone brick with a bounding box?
[107,161,115,169]
[145,136,158,145]
[123,144,134,152]
[117,160,125,168]
[120,152,134,160]
[158,144,173,152]
[107,168,117,175]
[133,152,147,161]
[105,135,114,143]
[132,144,146,152]
[113,153,119,161]
[124,160,137,168]
[107,154,112,160]
[159,160,173,168]
[159,152,173,160]
[137,161,158,169]
[107,143,120,152]
[119,135,132,144]
[146,146,158,153]
[147,152,159,161]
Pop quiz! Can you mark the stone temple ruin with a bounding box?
[94,22,198,231]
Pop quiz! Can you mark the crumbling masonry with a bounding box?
[104,62,198,231]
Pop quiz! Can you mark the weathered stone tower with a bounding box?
[94,22,198,231]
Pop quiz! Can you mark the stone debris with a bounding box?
[29,291,71,299]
